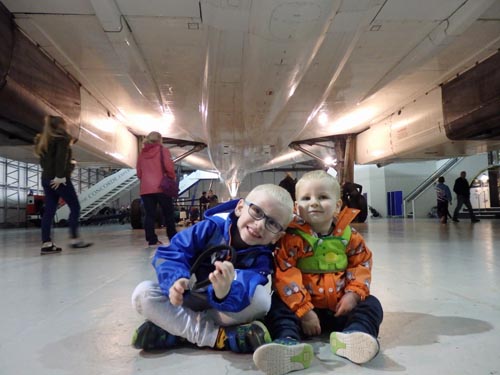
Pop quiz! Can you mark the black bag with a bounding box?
[159,148,179,198]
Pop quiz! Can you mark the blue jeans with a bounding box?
[41,178,81,242]
[141,193,177,245]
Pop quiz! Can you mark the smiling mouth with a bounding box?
[247,226,261,238]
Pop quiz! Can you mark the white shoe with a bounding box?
[253,339,313,375]
[330,331,379,364]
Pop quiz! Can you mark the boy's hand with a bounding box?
[169,278,189,306]
[300,310,321,336]
[335,291,360,317]
[209,261,235,300]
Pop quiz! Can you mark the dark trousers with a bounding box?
[453,194,476,221]
[141,193,177,245]
[265,292,383,341]
[41,178,81,243]
[437,200,450,223]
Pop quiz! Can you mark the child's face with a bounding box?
[235,191,291,246]
[295,178,342,234]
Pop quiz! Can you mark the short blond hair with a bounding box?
[144,131,162,144]
[246,184,294,225]
[296,170,341,200]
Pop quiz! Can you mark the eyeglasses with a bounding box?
[244,200,284,234]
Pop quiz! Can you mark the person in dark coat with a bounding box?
[341,182,368,223]
[199,191,209,216]
[279,172,297,201]
[452,171,479,223]
[34,115,92,255]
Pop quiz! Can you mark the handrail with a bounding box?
[403,157,463,218]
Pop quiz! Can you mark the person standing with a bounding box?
[136,131,177,248]
[452,171,480,223]
[207,189,219,208]
[436,176,452,224]
[278,172,297,201]
[199,191,209,216]
[34,115,93,255]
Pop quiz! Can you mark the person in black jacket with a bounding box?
[278,172,297,201]
[341,182,368,223]
[452,171,479,223]
[34,115,93,255]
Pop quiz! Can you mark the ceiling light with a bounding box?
[324,156,336,166]
[318,112,328,125]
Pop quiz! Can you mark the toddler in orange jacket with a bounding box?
[253,170,383,375]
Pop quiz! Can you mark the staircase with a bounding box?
[458,207,500,219]
[55,169,220,223]
[56,169,139,222]
[403,157,463,218]
[178,170,219,194]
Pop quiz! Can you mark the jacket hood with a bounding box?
[141,143,161,159]
[204,199,239,219]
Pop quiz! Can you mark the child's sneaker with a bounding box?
[253,338,313,375]
[40,243,62,255]
[132,321,179,351]
[217,320,271,353]
[330,331,379,364]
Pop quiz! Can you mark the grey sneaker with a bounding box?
[70,240,93,249]
[253,338,313,375]
[330,331,379,364]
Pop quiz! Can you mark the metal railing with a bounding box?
[403,157,463,219]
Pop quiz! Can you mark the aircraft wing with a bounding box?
[1,0,499,186]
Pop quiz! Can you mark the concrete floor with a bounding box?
[0,218,499,375]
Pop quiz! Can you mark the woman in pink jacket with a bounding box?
[136,131,177,247]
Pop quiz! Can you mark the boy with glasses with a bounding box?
[254,170,383,374]
[131,184,294,353]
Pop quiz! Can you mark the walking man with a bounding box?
[452,171,479,223]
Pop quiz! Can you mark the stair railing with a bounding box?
[403,157,463,219]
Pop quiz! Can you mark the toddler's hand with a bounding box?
[335,291,360,317]
[169,278,189,306]
[301,310,321,336]
[209,261,235,300]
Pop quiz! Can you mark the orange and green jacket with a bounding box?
[273,207,373,318]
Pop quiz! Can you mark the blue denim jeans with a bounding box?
[265,292,383,341]
[41,178,81,242]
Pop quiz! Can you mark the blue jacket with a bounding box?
[152,199,274,312]
[436,183,452,203]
